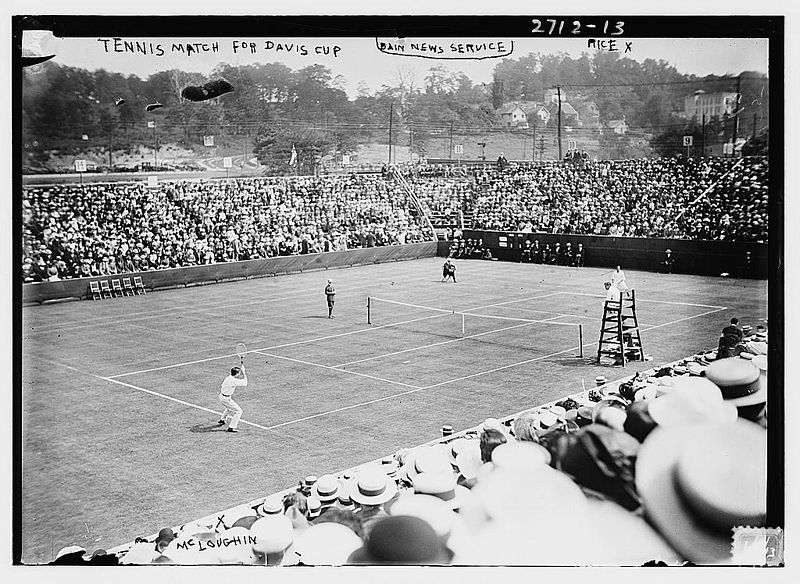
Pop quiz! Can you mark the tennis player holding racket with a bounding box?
[217,343,248,433]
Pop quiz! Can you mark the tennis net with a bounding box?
[367,297,584,356]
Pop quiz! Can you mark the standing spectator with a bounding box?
[574,243,585,267]
[325,279,336,319]
[496,153,508,171]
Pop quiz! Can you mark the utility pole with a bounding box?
[108,127,113,170]
[532,123,537,162]
[752,111,757,141]
[539,135,545,160]
[556,86,563,161]
[388,102,393,165]
[449,120,454,161]
[734,73,742,142]
[701,114,706,158]
[153,122,158,170]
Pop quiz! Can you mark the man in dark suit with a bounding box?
[718,318,743,358]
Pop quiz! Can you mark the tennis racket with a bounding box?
[236,342,247,365]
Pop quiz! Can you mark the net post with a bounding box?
[461,312,465,337]
[579,324,583,358]
[367,296,371,325]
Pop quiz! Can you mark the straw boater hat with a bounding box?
[462,467,587,526]
[647,376,738,428]
[311,474,340,505]
[390,493,460,540]
[635,420,767,563]
[705,357,765,408]
[447,438,472,465]
[412,471,472,510]
[250,515,294,556]
[489,442,549,472]
[214,527,258,565]
[259,495,284,516]
[454,440,485,482]
[401,445,453,485]
[306,497,322,519]
[348,467,398,506]
[591,395,629,422]
[293,523,363,566]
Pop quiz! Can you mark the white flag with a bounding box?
[289,144,297,166]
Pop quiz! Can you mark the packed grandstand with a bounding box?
[21,157,768,283]
[24,156,772,567]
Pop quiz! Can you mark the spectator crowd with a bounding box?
[22,156,767,283]
[51,321,768,566]
[22,175,433,283]
[399,156,767,241]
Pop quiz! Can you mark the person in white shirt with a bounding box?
[604,281,621,303]
[217,365,248,433]
[611,265,628,294]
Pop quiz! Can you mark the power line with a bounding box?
[555,77,743,88]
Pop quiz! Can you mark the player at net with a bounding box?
[367,297,585,357]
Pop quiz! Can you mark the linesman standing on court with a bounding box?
[217,363,247,433]
[442,259,457,283]
[325,279,336,318]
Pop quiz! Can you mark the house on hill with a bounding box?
[533,105,551,125]
[606,118,629,135]
[497,103,529,129]
[559,102,580,126]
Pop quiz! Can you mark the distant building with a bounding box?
[559,101,580,126]
[606,118,629,135]
[544,88,566,104]
[682,90,739,119]
[497,103,529,129]
[534,106,551,125]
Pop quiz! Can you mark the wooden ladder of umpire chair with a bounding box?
[596,289,645,366]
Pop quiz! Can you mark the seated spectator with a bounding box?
[718,317,743,358]
[348,467,398,540]
[22,173,434,282]
[604,281,621,303]
[479,428,507,464]
[347,515,452,565]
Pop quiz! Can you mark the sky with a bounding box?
[41,36,769,99]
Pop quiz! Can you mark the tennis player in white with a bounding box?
[217,364,247,433]
[611,265,628,294]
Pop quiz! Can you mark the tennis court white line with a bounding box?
[331,314,569,368]
[27,272,440,335]
[260,385,432,431]
[559,292,726,309]
[418,306,728,391]
[26,355,273,431]
[488,304,655,327]
[106,294,560,379]
[490,304,596,321]
[459,292,560,311]
[101,377,273,431]
[254,350,424,389]
[25,289,327,335]
[33,305,732,438]
[107,312,451,379]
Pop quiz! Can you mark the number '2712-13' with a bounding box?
[531,19,625,36]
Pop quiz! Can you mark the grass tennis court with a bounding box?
[20,257,767,563]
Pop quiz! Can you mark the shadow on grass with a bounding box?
[189,423,228,433]
[302,315,329,319]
